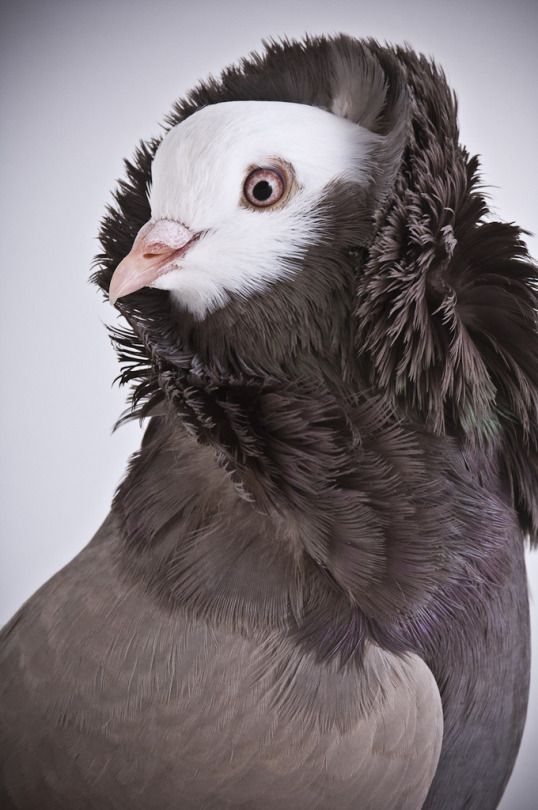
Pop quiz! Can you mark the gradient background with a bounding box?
[1,0,537,806]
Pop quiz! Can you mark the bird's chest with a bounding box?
[1,538,367,809]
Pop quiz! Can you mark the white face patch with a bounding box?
[148,100,379,319]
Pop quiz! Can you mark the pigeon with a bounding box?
[1,33,537,810]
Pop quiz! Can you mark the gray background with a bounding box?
[1,0,537,807]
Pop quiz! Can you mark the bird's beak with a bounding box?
[108,219,198,305]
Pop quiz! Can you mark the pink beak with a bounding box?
[108,219,199,305]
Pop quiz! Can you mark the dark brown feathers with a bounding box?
[93,34,538,544]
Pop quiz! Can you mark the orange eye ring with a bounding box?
[243,167,286,208]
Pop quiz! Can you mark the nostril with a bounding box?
[143,242,169,260]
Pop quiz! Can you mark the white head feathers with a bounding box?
[148,100,379,318]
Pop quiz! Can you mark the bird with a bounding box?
[1,33,537,810]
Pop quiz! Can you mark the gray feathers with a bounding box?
[1,516,442,809]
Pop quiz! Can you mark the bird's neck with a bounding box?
[170,292,360,398]
[111,303,379,663]
[111,351,516,669]
[112,404,369,662]
[111,304,516,665]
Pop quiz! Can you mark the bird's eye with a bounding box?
[243,167,286,209]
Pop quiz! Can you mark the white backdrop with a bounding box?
[1,1,537,807]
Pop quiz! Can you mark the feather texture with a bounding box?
[1,32,535,810]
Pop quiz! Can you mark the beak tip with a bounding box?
[108,275,124,306]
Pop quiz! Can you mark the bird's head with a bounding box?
[109,100,379,323]
[98,37,410,380]
[105,92,401,380]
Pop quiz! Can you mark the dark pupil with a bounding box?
[253,180,273,201]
